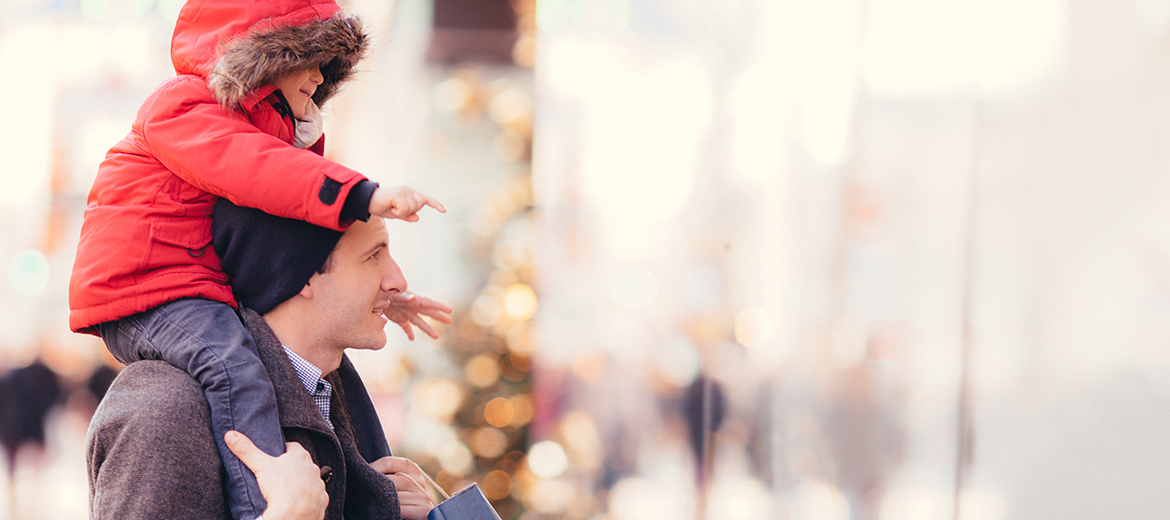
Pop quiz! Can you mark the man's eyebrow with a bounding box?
[361,241,388,257]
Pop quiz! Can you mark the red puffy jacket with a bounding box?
[69,0,372,334]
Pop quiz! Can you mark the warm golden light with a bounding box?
[436,439,473,476]
[470,294,503,327]
[521,479,575,514]
[505,322,535,355]
[558,411,602,471]
[464,355,501,388]
[509,394,534,428]
[503,283,538,321]
[411,378,464,421]
[470,427,508,458]
[482,470,514,500]
[484,397,516,427]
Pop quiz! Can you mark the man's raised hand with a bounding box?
[383,292,453,341]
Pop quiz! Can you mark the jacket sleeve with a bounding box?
[87,362,230,520]
[138,76,364,230]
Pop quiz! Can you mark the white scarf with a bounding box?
[293,100,325,149]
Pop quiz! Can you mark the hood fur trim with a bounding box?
[208,14,368,109]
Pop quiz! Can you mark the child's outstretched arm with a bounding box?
[368,185,446,222]
[383,292,453,340]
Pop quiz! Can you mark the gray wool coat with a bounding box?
[86,308,402,520]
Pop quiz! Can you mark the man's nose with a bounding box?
[381,256,407,294]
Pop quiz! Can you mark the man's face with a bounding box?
[307,217,406,353]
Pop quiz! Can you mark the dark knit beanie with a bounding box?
[212,199,343,315]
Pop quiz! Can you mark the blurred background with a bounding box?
[3,0,1170,518]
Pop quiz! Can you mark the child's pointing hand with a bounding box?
[369,185,446,222]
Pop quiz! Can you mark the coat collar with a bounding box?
[239,306,399,520]
[237,307,392,461]
[240,307,339,437]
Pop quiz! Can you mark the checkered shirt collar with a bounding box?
[282,345,333,428]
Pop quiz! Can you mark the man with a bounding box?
[86,200,452,520]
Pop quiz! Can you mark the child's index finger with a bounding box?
[426,197,447,213]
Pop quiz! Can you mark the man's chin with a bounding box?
[362,329,388,351]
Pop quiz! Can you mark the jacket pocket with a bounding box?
[140,217,216,271]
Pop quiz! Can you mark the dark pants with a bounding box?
[97,298,282,520]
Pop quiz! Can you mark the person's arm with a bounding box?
[226,431,328,520]
[137,78,364,230]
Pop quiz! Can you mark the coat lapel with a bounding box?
[238,307,400,519]
[239,308,337,438]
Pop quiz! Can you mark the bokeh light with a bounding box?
[470,427,508,458]
[502,283,537,321]
[520,478,575,514]
[526,440,568,479]
[508,394,534,428]
[9,249,49,296]
[411,378,464,422]
[481,469,513,500]
[707,476,775,520]
[504,321,535,355]
[558,411,602,471]
[465,355,501,388]
[436,439,474,476]
[499,354,529,382]
[470,294,503,327]
[608,477,695,520]
[483,397,515,428]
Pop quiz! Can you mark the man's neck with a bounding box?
[262,306,342,374]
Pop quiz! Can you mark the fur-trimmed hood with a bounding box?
[170,0,368,108]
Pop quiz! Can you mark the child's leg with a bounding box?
[98,298,282,520]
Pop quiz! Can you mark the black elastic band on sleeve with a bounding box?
[341,180,378,223]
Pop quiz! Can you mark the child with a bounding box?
[68,1,447,519]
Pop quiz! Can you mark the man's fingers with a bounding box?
[419,307,453,324]
[377,456,422,474]
[368,456,394,474]
[384,294,452,340]
[391,292,417,304]
[418,297,454,315]
[225,431,266,470]
[410,315,439,339]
